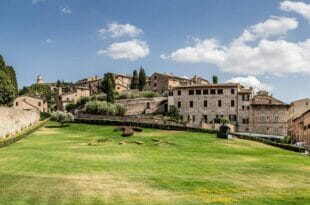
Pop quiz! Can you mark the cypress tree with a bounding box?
[138,67,146,91]
[130,70,139,89]
[212,75,218,84]
[106,77,114,103]
[102,73,116,93]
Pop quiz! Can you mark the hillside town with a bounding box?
[11,70,310,147]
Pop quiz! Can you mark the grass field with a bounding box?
[0,121,309,205]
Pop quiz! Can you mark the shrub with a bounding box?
[139,91,159,98]
[65,103,77,112]
[76,96,91,107]
[40,112,51,120]
[167,105,181,121]
[50,111,74,127]
[85,100,126,116]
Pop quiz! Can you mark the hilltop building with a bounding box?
[36,75,45,84]
[55,86,90,111]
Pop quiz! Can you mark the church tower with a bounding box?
[36,75,44,84]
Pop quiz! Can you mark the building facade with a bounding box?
[14,96,48,112]
[291,109,310,145]
[149,72,209,94]
[168,83,251,128]
[56,87,90,111]
[249,91,288,136]
[112,73,132,93]
[287,98,310,137]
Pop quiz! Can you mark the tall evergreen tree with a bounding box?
[212,75,218,84]
[106,77,115,103]
[130,70,139,89]
[102,73,116,93]
[138,67,146,91]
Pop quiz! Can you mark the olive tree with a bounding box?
[50,111,74,127]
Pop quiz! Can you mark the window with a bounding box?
[168,91,173,96]
[247,106,250,110]
[196,90,201,95]
[229,115,237,122]
[192,115,195,122]
[177,101,181,108]
[154,83,157,87]
[154,75,157,80]
[242,118,249,124]
[189,90,194,95]
[15,102,18,106]
[231,89,235,94]
[242,105,245,110]
[231,100,235,107]
[204,100,208,107]
[189,101,193,107]
[242,94,250,101]
[217,89,223,94]
[218,100,222,107]
[274,114,279,122]
[210,89,216,95]
[146,103,150,109]
[188,115,191,121]
[177,90,181,96]
[203,115,208,122]
[203,89,208,95]
[38,102,41,106]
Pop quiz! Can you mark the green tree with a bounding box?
[167,105,181,121]
[212,75,218,84]
[50,111,74,127]
[130,70,139,89]
[0,55,18,105]
[138,67,146,91]
[102,73,116,93]
[106,77,115,103]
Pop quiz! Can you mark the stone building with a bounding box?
[56,87,90,111]
[116,97,167,116]
[167,83,252,128]
[112,73,132,93]
[237,88,253,132]
[291,109,310,145]
[75,73,132,95]
[13,96,48,112]
[75,76,102,95]
[249,91,288,136]
[287,98,310,137]
[149,72,209,94]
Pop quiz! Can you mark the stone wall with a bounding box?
[116,97,167,116]
[0,107,40,138]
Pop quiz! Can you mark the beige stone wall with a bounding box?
[114,75,132,93]
[57,88,90,111]
[287,98,310,136]
[116,97,167,116]
[169,85,239,127]
[291,111,310,144]
[13,96,48,112]
[249,105,288,136]
[0,107,40,138]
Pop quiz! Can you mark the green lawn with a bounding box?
[0,122,309,205]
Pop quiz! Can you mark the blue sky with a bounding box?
[0,0,309,103]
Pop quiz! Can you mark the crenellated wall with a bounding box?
[0,107,40,138]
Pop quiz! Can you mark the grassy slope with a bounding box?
[0,121,309,205]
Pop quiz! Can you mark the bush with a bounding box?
[40,112,51,120]
[167,105,181,121]
[76,96,91,107]
[65,103,77,112]
[50,111,74,127]
[116,90,159,99]
[85,100,126,116]
[139,91,159,98]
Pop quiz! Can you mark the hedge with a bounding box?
[234,133,306,153]
[0,119,49,148]
[74,117,218,135]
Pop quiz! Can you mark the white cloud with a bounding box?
[280,1,310,22]
[236,16,298,43]
[42,38,54,45]
[98,22,143,38]
[227,76,272,93]
[60,6,72,14]
[97,39,149,60]
[161,16,310,76]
